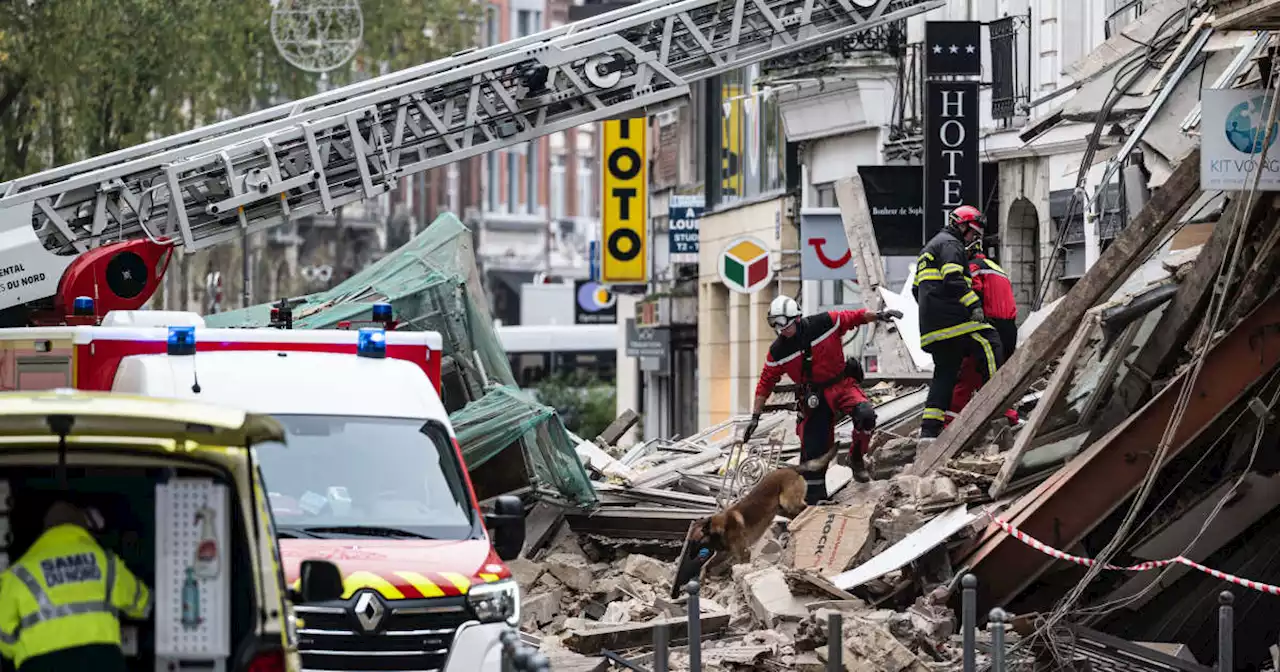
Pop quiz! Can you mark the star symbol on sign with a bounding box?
[121,270,132,280]
[965,44,976,54]
[932,44,942,54]
[949,44,959,54]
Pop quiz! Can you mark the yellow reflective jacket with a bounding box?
[0,524,152,668]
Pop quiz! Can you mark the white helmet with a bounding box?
[767,296,802,333]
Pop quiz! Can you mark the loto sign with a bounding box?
[601,118,649,285]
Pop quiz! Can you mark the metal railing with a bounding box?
[957,574,1236,672]
[504,575,1238,670]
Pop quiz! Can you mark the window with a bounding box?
[484,5,499,46]
[712,64,787,208]
[525,141,538,215]
[819,281,845,307]
[516,9,541,37]
[577,156,595,218]
[812,183,837,208]
[257,416,478,540]
[550,154,567,220]
[486,153,499,211]
[507,152,518,212]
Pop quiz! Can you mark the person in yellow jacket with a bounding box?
[0,501,152,672]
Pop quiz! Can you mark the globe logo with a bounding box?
[1224,96,1278,155]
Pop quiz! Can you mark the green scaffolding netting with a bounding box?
[204,213,595,505]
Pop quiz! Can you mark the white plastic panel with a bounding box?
[155,478,230,660]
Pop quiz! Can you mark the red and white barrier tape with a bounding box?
[988,513,1280,596]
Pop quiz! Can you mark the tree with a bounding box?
[0,0,481,181]
[535,371,618,440]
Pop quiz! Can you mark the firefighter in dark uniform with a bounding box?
[0,501,152,672]
[743,296,902,500]
[914,205,1004,439]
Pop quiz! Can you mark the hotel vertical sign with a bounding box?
[924,80,980,233]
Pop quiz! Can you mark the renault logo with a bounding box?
[353,591,385,632]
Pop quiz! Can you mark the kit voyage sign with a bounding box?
[924,80,980,233]
[601,118,649,284]
[1201,88,1280,191]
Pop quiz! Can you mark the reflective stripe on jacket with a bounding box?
[969,254,1018,320]
[912,229,991,348]
[0,524,152,668]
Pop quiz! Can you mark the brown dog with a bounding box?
[671,440,842,596]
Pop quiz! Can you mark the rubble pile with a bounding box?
[496,380,1064,670]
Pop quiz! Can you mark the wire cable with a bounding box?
[1009,46,1280,665]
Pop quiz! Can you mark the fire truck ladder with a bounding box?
[0,0,941,311]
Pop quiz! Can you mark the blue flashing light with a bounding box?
[357,328,387,359]
[167,326,197,356]
[72,296,95,316]
[371,302,393,322]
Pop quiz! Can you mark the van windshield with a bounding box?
[253,415,477,540]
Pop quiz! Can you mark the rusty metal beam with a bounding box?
[957,288,1280,609]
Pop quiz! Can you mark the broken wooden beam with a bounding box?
[908,147,1203,477]
[596,409,640,447]
[960,289,1280,610]
[563,612,730,654]
[834,174,920,375]
[564,507,709,540]
[521,501,566,559]
[1097,192,1259,440]
[988,312,1098,498]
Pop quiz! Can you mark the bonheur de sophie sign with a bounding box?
[1201,88,1280,191]
[924,80,980,232]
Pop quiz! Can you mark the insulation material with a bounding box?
[155,478,230,661]
[879,275,932,371]
[786,502,876,577]
[450,386,596,503]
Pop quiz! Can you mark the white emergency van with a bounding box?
[0,306,526,672]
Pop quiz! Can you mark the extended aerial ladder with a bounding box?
[0,0,941,317]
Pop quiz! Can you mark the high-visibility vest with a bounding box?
[0,524,152,668]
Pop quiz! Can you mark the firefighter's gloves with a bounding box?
[742,413,761,442]
[970,306,986,323]
[874,309,903,323]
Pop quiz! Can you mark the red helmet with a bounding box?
[948,205,985,235]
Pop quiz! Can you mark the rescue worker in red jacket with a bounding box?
[947,237,1021,425]
[743,296,903,501]
[914,205,1004,439]
[967,238,1018,363]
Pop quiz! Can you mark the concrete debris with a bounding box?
[504,384,1065,669]
[737,565,810,628]
[543,552,597,593]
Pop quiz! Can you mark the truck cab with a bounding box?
[0,310,525,672]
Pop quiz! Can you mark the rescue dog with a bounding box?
[670,438,842,597]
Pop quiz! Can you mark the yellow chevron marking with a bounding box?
[439,572,473,594]
[394,571,446,598]
[479,573,500,583]
[342,570,404,600]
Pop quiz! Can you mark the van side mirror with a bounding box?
[483,495,525,561]
[297,560,344,603]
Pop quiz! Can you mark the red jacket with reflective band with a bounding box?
[755,310,872,402]
[969,254,1017,320]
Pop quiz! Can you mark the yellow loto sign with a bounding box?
[601,118,648,285]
